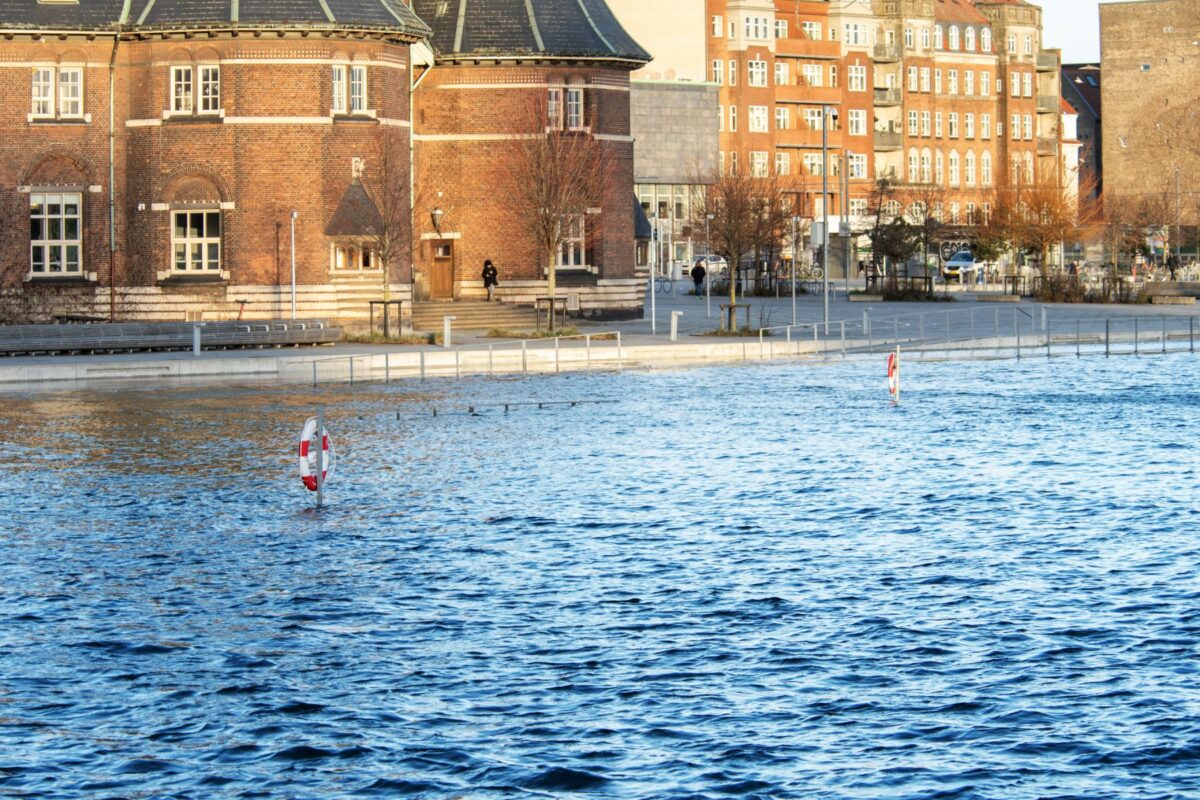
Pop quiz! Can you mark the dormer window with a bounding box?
[981,28,992,52]
[965,27,975,51]
[948,26,959,50]
[933,26,943,49]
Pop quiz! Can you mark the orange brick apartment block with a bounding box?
[706,0,1062,228]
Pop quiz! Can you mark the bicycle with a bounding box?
[654,276,675,294]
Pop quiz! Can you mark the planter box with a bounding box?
[848,294,883,302]
[975,293,1021,303]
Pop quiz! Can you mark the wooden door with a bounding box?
[431,242,453,299]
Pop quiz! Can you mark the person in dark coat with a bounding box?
[482,259,499,301]
[690,261,707,296]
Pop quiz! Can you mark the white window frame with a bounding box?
[198,64,220,114]
[964,70,974,96]
[171,209,222,273]
[920,67,930,92]
[775,152,790,176]
[849,153,867,179]
[981,71,991,96]
[749,150,769,177]
[948,69,958,95]
[981,114,991,139]
[1023,115,1033,140]
[904,28,914,48]
[921,27,930,49]
[948,151,960,186]
[748,105,768,132]
[556,214,586,269]
[848,109,866,136]
[57,67,83,118]
[1011,72,1021,98]
[566,87,585,130]
[332,65,348,114]
[802,21,821,41]
[775,19,788,40]
[350,65,367,113]
[981,29,992,52]
[712,15,723,37]
[1022,73,1033,98]
[713,60,723,85]
[774,62,788,86]
[31,67,54,117]
[848,65,867,92]
[729,60,737,86]
[935,112,943,138]
[982,152,993,185]
[965,151,976,186]
[965,27,975,52]
[171,65,194,114]
[748,59,768,87]
[965,113,975,139]
[802,63,823,87]
[948,26,959,51]
[29,191,83,276]
[775,106,789,130]
[948,112,958,138]
[330,241,379,273]
[547,87,563,128]
[921,111,931,137]
[729,105,737,132]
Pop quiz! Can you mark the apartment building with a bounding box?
[705,0,1064,247]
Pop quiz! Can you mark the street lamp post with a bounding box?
[790,215,798,326]
[649,213,657,335]
[821,105,837,333]
[705,213,713,318]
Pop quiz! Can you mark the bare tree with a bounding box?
[901,182,948,286]
[1013,171,1101,280]
[363,129,412,305]
[502,94,608,330]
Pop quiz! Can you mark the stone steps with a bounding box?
[411,301,540,331]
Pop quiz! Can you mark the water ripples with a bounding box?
[2,355,1200,797]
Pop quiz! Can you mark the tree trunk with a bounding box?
[728,251,738,332]
[546,246,557,332]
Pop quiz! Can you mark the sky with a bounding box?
[1044,0,1155,64]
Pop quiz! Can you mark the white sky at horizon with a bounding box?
[1045,0,1159,63]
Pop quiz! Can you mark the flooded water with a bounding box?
[3,355,1200,798]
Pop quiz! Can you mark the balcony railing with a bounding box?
[1037,95,1059,113]
[873,87,903,106]
[875,130,904,150]
[873,43,902,62]
[1036,51,1058,71]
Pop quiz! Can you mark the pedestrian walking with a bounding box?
[690,261,706,296]
[482,259,499,301]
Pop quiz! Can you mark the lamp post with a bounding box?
[648,212,657,335]
[790,215,799,326]
[290,211,298,320]
[821,105,838,332]
[705,212,713,318]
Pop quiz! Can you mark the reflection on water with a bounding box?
[3,356,1200,798]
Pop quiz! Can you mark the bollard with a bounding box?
[192,323,202,356]
[489,344,495,376]
[863,308,871,337]
[455,349,460,379]
[521,339,528,376]
[419,350,426,380]
[555,337,560,373]
[349,357,354,385]
[443,316,456,349]
[617,331,623,373]
[312,360,317,387]
[670,311,683,342]
[586,335,592,370]
[384,352,390,383]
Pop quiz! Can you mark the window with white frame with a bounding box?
[775,19,788,39]
[935,111,943,138]
[802,63,823,87]
[1024,34,1033,55]
[907,66,918,91]
[964,70,974,96]
[802,21,821,40]
[729,60,737,85]
[848,109,866,135]
[920,67,930,92]
[848,65,867,91]
[712,60,723,84]
[981,71,990,95]
[750,151,769,177]
[775,152,790,176]
[1012,114,1020,140]
[981,29,991,52]
[744,16,769,39]
[920,150,931,182]
[948,151,960,186]
[556,214,585,268]
[965,27,975,51]
[804,153,823,176]
[908,150,919,182]
[332,65,348,113]
[1024,152,1034,182]
[748,105,768,132]
[729,151,737,174]
[849,153,867,179]
[965,113,975,139]
[948,26,959,50]
[949,202,959,224]
[935,69,942,94]
[829,64,838,87]
[29,192,82,275]
[349,65,366,112]
[981,113,991,139]
[981,151,992,185]
[775,106,789,130]
[965,151,976,185]
[712,15,723,36]
[936,150,944,184]
[933,25,943,49]
[172,209,221,272]
[1022,73,1032,97]
[1007,33,1016,54]
[982,202,991,224]
[1011,72,1020,97]
[904,28,913,48]
[948,69,958,95]
[1023,115,1032,140]
[850,198,868,217]
[921,27,930,49]
[804,108,823,130]
[729,20,736,38]
[546,88,563,128]
[845,23,868,45]
[948,113,958,138]
[718,104,723,131]
[171,66,193,113]
[965,203,976,225]
[748,60,768,86]
[921,111,931,137]
[774,62,787,85]
[908,110,918,136]
[729,105,737,132]
[199,65,220,113]
[31,67,85,119]
[566,87,584,129]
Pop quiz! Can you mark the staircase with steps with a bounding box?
[411,301,540,332]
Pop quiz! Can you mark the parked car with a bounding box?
[693,254,728,275]
[942,251,979,283]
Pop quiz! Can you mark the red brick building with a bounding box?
[410,0,650,318]
[0,0,648,324]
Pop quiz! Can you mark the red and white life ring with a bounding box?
[887,352,899,398]
[298,417,335,492]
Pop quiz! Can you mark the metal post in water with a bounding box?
[1041,305,1047,333]
[863,309,870,337]
[617,331,623,373]
[1105,319,1110,357]
[1135,318,1140,356]
[315,406,324,509]
[555,337,560,373]
[1046,320,1051,358]
[841,320,846,357]
[586,335,592,371]
[1076,320,1081,357]
[1191,317,1195,353]
[1015,308,1021,359]
[1163,317,1168,354]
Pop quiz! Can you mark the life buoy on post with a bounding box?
[298,416,335,492]
[887,349,900,403]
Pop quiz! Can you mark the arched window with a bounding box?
[934,26,943,49]
[965,151,976,185]
[908,149,920,182]
[936,150,945,184]
[949,150,960,186]
[981,29,992,52]
[948,26,959,51]
[981,151,993,185]
[1024,152,1034,183]
[921,149,932,183]
[965,27,975,52]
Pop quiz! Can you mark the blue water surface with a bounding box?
[2,355,1200,799]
